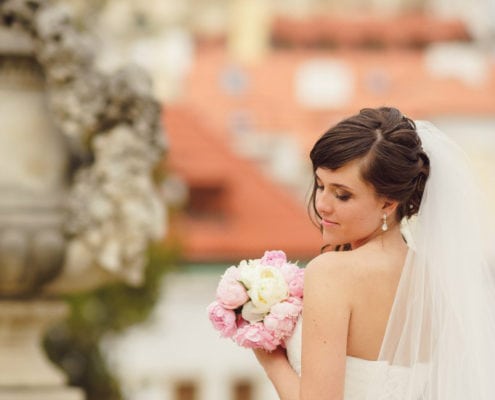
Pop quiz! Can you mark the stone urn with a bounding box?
[0,1,166,399]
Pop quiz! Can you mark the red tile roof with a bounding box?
[183,46,495,155]
[164,106,322,263]
[271,13,470,48]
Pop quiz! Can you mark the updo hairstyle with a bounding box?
[309,107,430,224]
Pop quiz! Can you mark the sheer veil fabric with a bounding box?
[368,121,495,399]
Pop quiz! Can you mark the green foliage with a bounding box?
[44,243,178,400]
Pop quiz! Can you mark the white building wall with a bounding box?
[102,269,279,400]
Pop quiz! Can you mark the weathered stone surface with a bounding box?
[0,0,166,293]
[0,1,167,397]
[0,22,67,295]
[0,388,83,400]
[0,301,72,386]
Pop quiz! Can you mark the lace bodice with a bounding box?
[285,318,427,399]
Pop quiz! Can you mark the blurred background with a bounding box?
[1,0,494,399]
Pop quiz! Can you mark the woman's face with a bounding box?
[314,160,388,249]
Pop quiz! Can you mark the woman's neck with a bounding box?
[350,220,403,250]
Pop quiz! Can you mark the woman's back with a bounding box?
[344,237,407,360]
[286,237,414,400]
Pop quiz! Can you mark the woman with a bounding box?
[254,107,495,399]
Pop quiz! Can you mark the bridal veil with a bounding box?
[368,121,495,399]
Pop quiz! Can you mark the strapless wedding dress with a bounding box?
[285,318,427,399]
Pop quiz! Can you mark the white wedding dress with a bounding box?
[285,318,427,399]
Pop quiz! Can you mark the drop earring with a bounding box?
[382,213,388,231]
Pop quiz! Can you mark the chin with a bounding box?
[322,232,346,247]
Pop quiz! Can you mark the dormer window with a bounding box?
[186,182,227,220]
[233,379,254,400]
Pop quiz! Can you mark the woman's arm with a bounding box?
[253,347,300,400]
[254,253,352,400]
[300,254,352,400]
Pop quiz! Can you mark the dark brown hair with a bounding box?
[309,107,430,228]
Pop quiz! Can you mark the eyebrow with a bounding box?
[315,173,353,191]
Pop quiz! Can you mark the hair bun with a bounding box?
[403,152,430,218]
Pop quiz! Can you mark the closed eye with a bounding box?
[314,177,324,191]
[314,174,352,201]
[335,193,351,201]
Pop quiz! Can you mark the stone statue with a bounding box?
[0,0,166,398]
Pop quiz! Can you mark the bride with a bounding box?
[253,107,495,399]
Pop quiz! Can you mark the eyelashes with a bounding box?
[336,193,351,201]
[315,184,352,201]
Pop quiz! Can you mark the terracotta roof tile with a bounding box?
[272,14,470,48]
[164,106,322,262]
[183,47,495,155]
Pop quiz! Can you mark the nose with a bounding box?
[315,190,334,217]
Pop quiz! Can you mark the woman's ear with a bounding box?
[382,199,398,214]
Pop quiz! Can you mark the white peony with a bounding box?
[238,259,262,289]
[247,266,289,314]
[241,301,267,323]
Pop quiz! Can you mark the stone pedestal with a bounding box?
[0,300,84,400]
[0,388,82,400]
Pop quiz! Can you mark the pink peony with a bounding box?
[222,265,240,281]
[261,250,287,267]
[207,301,237,338]
[216,267,249,309]
[233,321,279,351]
[263,314,296,340]
[271,298,303,318]
[263,298,303,344]
[207,251,304,352]
[286,296,303,309]
[288,268,304,298]
[236,313,248,328]
[278,262,300,283]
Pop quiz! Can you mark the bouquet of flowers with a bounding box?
[207,250,304,351]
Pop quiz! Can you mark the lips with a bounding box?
[321,219,339,227]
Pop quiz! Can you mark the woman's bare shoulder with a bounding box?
[304,252,356,297]
[305,244,402,285]
[305,251,353,274]
[305,249,365,277]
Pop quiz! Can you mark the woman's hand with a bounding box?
[253,347,300,400]
[253,346,288,372]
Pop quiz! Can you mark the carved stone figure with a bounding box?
[0,0,166,398]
